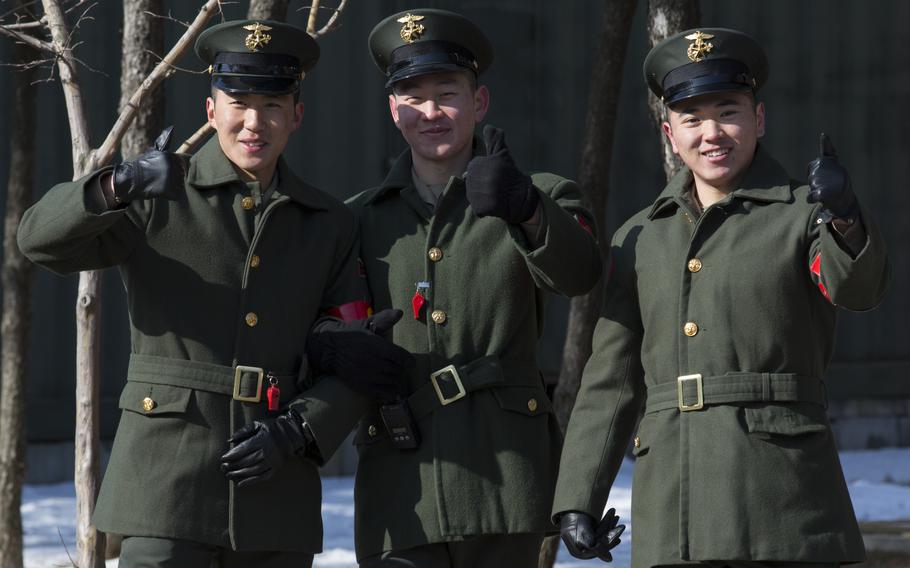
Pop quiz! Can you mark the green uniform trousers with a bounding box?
[119,536,314,568]
[358,533,544,568]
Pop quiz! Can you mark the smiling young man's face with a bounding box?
[388,70,489,171]
[206,89,304,185]
[662,90,765,195]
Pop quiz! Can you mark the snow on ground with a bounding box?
[22,449,910,568]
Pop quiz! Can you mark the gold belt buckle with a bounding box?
[430,364,466,406]
[233,365,264,403]
[677,373,704,411]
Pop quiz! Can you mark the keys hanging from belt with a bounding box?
[412,281,430,320]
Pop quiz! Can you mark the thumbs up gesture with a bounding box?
[111,125,188,205]
[807,133,857,220]
[465,125,539,224]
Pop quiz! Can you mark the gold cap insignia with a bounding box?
[685,31,714,62]
[397,13,425,43]
[243,22,273,52]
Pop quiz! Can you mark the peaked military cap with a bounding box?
[644,27,768,106]
[195,19,319,95]
[369,9,493,88]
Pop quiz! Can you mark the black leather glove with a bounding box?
[220,408,311,488]
[111,125,187,204]
[465,124,539,224]
[807,133,857,220]
[560,510,625,563]
[307,308,414,403]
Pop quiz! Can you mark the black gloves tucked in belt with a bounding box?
[807,133,857,220]
[465,125,539,224]
[111,125,187,205]
[560,509,625,563]
[220,408,313,488]
[307,308,413,403]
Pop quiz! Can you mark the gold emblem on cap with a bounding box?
[243,22,273,52]
[397,13,425,43]
[685,31,714,62]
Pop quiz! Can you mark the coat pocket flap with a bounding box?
[119,380,192,415]
[744,403,828,436]
[492,386,553,416]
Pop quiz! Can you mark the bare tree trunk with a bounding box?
[647,0,700,180]
[0,19,37,568]
[540,1,638,566]
[247,0,289,21]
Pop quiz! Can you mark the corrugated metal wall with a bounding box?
[0,0,906,442]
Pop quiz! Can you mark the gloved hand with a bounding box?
[560,509,625,563]
[465,124,539,224]
[111,125,187,204]
[220,408,311,488]
[807,133,857,220]
[307,308,414,403]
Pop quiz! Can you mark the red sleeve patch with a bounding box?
[810,253,832,303]
[575,214,594,236]
[325,300,373,321]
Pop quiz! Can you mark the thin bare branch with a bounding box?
[307,0,348,39]
[0,54,53,69]
[143,48,208,75]
[0,24,55,53]
[0,0,42,22]
[177,122,213,154]
[0,18,43,29]
[91,0,224,170]
[143,9,190,28]
[306,0,320,35]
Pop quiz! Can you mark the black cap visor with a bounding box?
[664,76,754,107]
[662,58,754,106]
[386,41,478,87]
[212,74,298,95]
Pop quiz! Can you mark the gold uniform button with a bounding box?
[250,255,261,268]
[142,397,156,413]
[241,196,255,210]
[687,258,703,273]
[368,425,377,437]
[634,436,641,449]
[428,247,443,262]
[683,321,699,337]
[527,398,538,412]
[431,309,447,324]
[245,312,259,327]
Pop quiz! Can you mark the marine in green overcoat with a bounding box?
[18,20,407,567]
[554,28,890,567]
[346,9,602,567]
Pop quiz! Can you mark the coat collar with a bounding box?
[647,144,793,219]
[363,135,487,206]
[187,136,331,211]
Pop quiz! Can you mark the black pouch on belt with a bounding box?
[380,401,421,450]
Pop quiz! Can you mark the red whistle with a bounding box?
[266,373,280,412]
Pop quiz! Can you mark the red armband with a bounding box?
[809,253,833,303]
[325,300,373,321]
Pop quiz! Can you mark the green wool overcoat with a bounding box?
[346,142,602,559]
[18,137,368,553]
[553,145,890,567]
